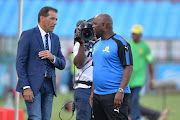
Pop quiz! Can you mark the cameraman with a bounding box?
[73,19,95,120]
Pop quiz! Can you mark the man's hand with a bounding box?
[114,92,124,108]
[38,50,54,61]
[23,88,34,102]
[75,29,85,44]
[89,92,93,108]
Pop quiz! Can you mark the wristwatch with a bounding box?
[118,88,124,93]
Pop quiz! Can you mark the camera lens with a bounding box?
[83,30,91,38]
[81,28,94,42]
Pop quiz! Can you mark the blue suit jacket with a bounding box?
[16,26,66,96]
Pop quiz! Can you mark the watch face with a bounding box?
[119,90,122,92]
[118,88,124,93]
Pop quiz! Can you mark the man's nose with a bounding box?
[54,20,57,25]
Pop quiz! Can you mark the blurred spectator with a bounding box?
[128,25,169,120]
[59,48,75,93]
[68,48,77,91]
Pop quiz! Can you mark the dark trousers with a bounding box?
[130,87,142,120]
[93,93,130,120]
[129,87,161,120]
[140,105,160,120]
[74,88,92,120]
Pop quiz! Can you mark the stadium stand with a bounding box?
[0,0,179,39]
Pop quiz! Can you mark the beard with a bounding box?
[96,35,101,39]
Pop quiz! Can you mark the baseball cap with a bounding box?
[131,24,143,34]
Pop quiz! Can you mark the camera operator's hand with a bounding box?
[74,29,85,69]
[75,29,85,44]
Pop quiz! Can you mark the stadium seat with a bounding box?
[165,3,180,39]
[0,108,24,120]
[0,1,14,35]
[141,1,158,38]
[54,0,72,36]
[114,2,130,37]
[5,1,19,36]
[23,0,42,31]
[152,1,171,38]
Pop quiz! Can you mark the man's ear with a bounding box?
[40,16,44,22]
[102,23,106,28]
[104,22,111,29]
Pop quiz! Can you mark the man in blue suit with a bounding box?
[16,6,66,120]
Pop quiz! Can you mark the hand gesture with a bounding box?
[38,50,54,61]
[23,88,34,102]
[114,92,124,108]
[75,29,84,44]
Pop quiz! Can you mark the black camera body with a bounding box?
[75,20,94,43]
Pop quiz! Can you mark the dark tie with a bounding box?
[45,34,51,78]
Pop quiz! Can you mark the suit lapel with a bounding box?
[35,26,45,50]
[50,32,54,54]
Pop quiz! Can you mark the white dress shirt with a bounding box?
[38,25,52,52]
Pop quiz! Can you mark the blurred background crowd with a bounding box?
[0,0,180,119]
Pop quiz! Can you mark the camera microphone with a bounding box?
[76,20,86,28]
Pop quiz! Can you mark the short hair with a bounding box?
[38,6,58,23]
[87,18,94,22]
